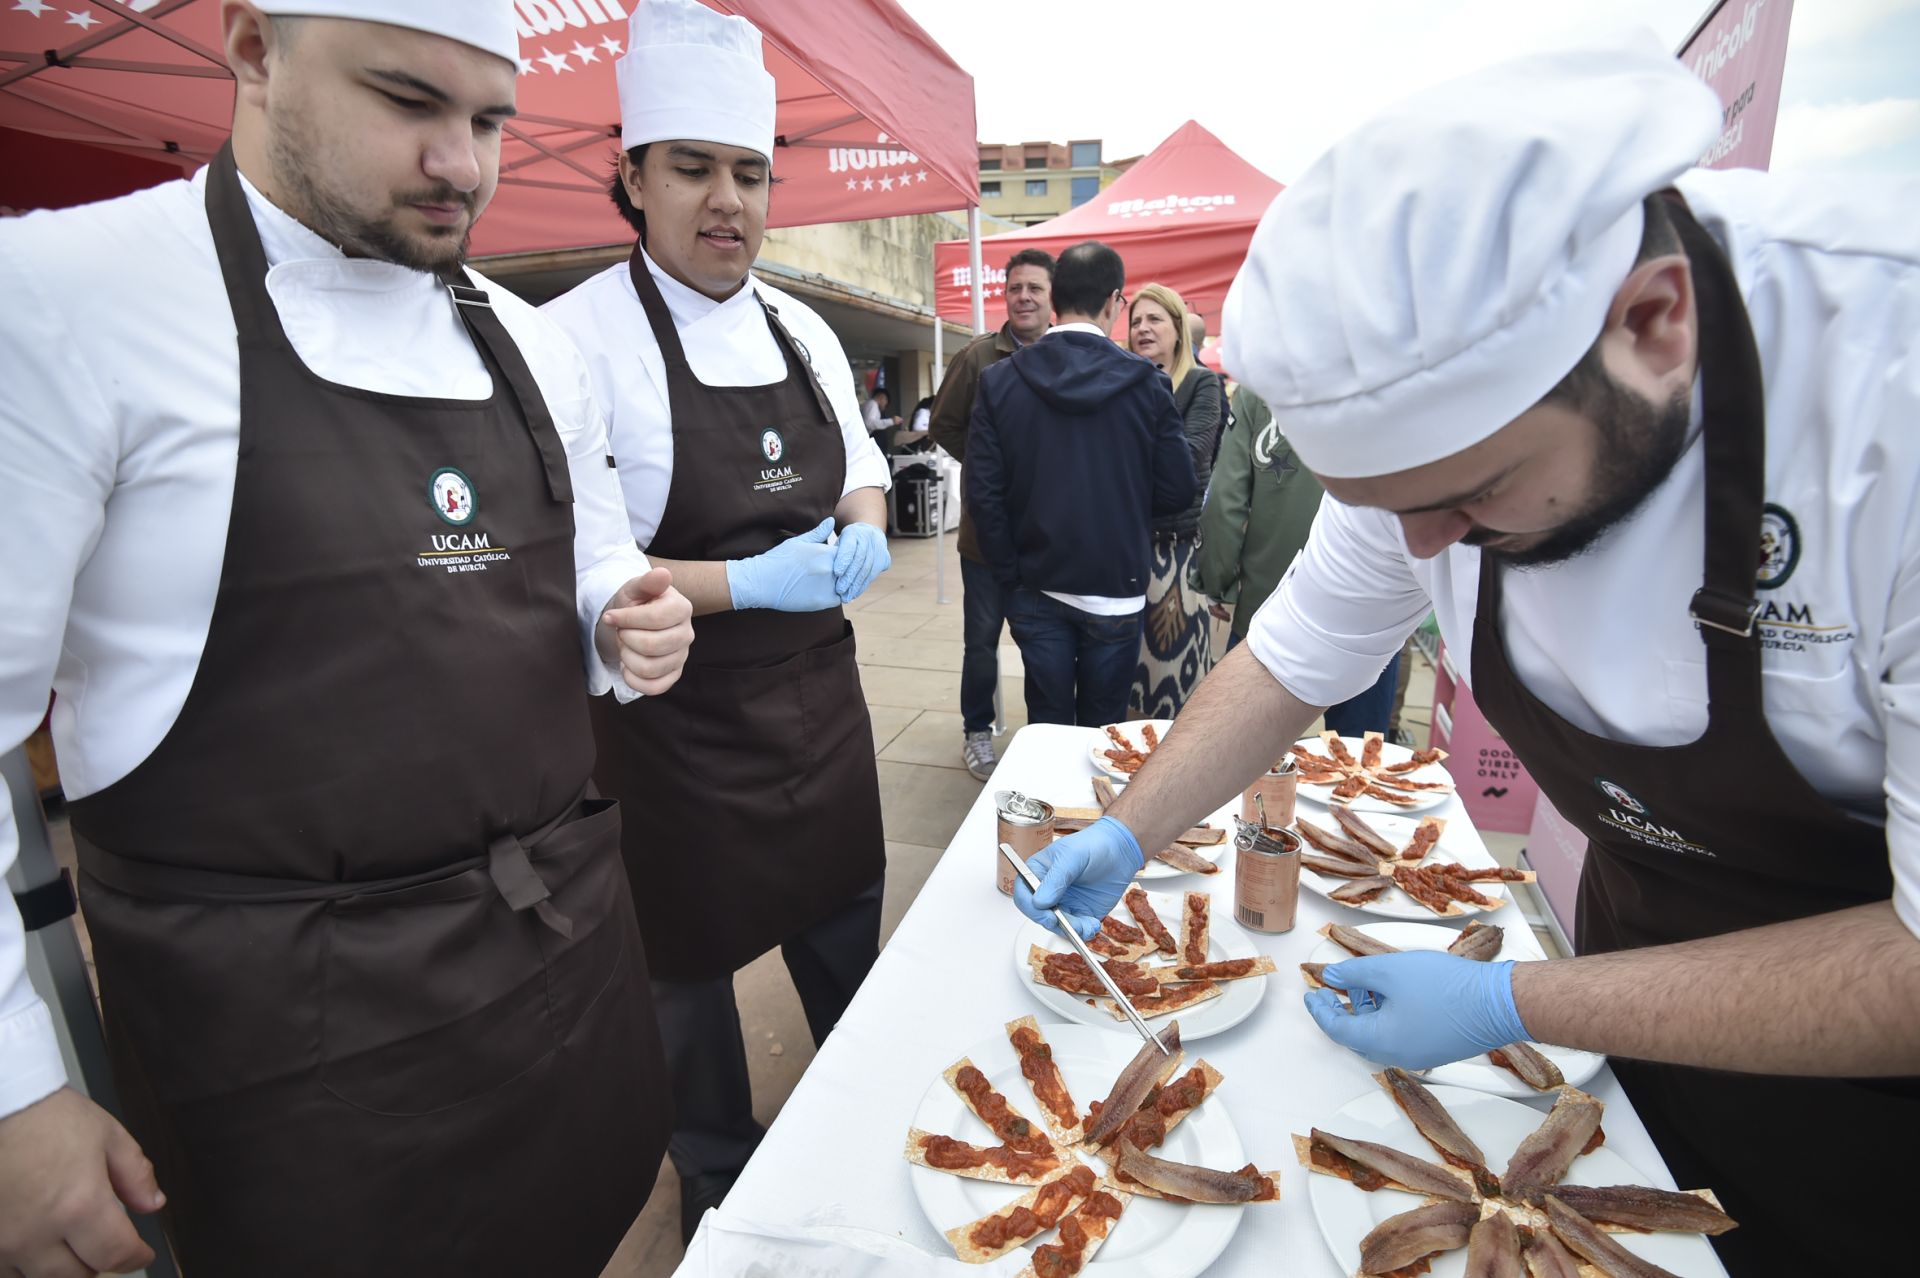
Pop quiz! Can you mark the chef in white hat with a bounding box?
[1016,35,1920,1273]
[543,0,893,1243]
[0,3,694,1274]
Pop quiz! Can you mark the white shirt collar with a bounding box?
[636,243,757,330]
[1048,321,1108,338]
[233,169,347,269]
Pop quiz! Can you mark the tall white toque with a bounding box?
[617,0,777,159]
[253,1,520,64]
[1221,32,1722,479]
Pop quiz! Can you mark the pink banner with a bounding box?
[1679,0,1795,171]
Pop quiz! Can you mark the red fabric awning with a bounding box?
[0,0,977,253]
[935,120,1282,330]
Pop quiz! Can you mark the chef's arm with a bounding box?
[835,484,887,531]
[1109,644,1324,854]
[1511,901,1920,1074]
[632,556,734,616]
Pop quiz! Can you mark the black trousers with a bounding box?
[651,877,884,1179]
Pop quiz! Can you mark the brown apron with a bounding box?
[1470,195,1918,1274]
[588,246,885,981]
[64,145,670,1277]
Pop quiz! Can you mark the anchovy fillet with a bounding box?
[1547,1184,1737,1236]
[1330,875,1394,904]
[1378,1067,1501,1197]
[1447,921,1505,961]
[1080,1023,1183,1149]
[1503,1089,1605,1204]
[1541,1195,1684,1278]
[1112,1139,1270,1203]
[1464,1210,1526,1278]
[1488,1040,1564,1091]
[1152,844,1219,874]
[1520,1227,1583,1278]
[1303,1129,1477,1203]
[1297,818,1380,866]
[1325,923,1401,957]
[1304,852,1385,878]
[1330,804,1401,861]
[1358,1200,1479,1274]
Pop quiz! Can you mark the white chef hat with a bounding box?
[1221,33,1722,479]
[617,0,777,159]
[253,2,520,65]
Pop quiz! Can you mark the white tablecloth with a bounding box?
[682,723,1726,1277]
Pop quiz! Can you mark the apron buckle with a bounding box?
[447,283,492,310]
[1690,586,1760,639]
[486,833,575,939]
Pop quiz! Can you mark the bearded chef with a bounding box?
[1015,39,1920,1275]
[0,3,696,1275]
[542,0,893,1242]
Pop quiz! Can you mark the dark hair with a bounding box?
[1541,192,1683,414]
[1050,241,1124,319]
[1004,248,1055,279]
[608,143,651,237]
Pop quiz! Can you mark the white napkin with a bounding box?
[676,1205,1029,1276]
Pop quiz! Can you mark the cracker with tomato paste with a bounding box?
[942,1057,1059,1156]
[1087,1059,1225,1175]
[1005,1015,1085,1146]
[1099,979,1222,1021]
[901,1127,1064,1186]
[1014,1181,1132,1277]
[1144,955,1278,984]
[1179,892,1211,966]
[944,1164,1099,1263]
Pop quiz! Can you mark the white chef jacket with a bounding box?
[1246,166,1920,939]
[541,247,890,549]
[0,167,653,1119]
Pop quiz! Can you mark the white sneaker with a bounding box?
[963,730,998,781]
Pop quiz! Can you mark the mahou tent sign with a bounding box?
[0,0,978,253]
[1680,0,1795,171]
[933,120,1283,331]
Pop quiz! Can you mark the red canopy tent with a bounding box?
[0,0,978,253]
[934,120,1281,333]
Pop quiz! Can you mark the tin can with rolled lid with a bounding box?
[995,790,1056,895]
[1232,815,1300,933]
[1241,755,1298,828]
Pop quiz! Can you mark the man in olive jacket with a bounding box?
[928,249,1054,780]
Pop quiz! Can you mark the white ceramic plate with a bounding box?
[1293,735,1455,814]
[910,1023,1250,1276]
[1089,720,1176,782]
[1302,921,1605,1097]
[1305,1082,1721,1278]
[1012,891,1268,1040]
[1296,811,1509,919]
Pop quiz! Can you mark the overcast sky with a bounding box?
[894,0,1920,184]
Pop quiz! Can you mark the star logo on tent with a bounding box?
[516,54,537,75]
[13,1,55,19]
[916,171,929,184]
[599,34,624,57]
[861,177,874,191]
[570,40,599,65]
[65,6,100,28]
[879,175,894,191]
[538,47,572,74]
[845,178,857,191]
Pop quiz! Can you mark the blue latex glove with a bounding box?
[832,522,891,603]
[1303,952,1530,1071]
[1013,816,1144,940]
[724,518,840,612]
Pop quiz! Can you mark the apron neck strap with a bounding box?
[205,141,293,351]
[440,271,575,504]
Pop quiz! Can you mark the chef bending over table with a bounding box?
[1016,37,1920,1278]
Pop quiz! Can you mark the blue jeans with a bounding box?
[959,557,1005,734]
[1005,587,1144,726]
[1223,633,1402,735]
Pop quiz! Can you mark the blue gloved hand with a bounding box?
[724,518,840,612]
[1302,952,1530,1071]
[1013,815,1144,940]
[832,522,891,603]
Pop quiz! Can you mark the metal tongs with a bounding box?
[998,842,1171,1055]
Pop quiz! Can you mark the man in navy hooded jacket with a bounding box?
[967,240,1197,726]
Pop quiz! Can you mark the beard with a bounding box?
[266,110,475,273]
[1464,376,1692,569]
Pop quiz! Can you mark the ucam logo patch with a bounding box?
[1595,778,1645,814]
[1757,502,1799,589]
[430,467,477,526]
[760,428,785,463]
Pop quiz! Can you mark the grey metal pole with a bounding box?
[968,207,986,335]
[3,748,175,1277]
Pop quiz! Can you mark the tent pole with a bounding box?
[968,207,986,335]
[930,250,948,606]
